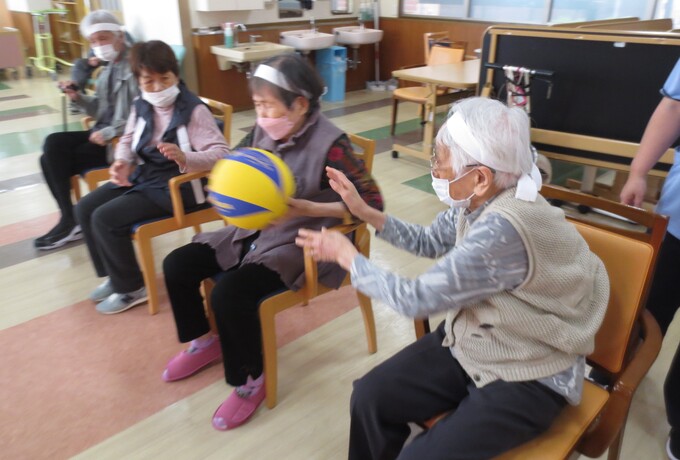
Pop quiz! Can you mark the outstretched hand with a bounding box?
[158,142,187,169]
[296,227,358,271]
[326,166,367,220]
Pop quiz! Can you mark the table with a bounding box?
[391,58,480,161]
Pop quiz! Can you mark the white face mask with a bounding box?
[431,168,476,208]
[92,44,119,62]
[142,85,180,108]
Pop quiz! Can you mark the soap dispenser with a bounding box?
[223,22,234,48]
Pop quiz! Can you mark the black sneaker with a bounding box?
[34,224,82,250]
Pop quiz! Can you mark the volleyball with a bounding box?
[207,147,296,230]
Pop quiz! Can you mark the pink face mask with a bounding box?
[257,115,296,140]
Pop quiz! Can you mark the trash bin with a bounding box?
[316,46,347,102]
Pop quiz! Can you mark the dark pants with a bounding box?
[163,242,286,387]
[74,182,169,293]
[348,322,566,460]
[40,131,107,223]
[646,232,680,431]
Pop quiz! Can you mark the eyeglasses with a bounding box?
[429,157,496,175]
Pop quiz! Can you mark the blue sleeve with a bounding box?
[662,58,680,100]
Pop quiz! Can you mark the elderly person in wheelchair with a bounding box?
[296,96,610,460]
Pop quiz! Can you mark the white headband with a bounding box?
[446,111,542,202]
[86,23,122,37]
[253,64,312,99]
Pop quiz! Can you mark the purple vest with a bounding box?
[194,111,347,290]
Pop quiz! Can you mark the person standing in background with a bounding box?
[620,57,680,460]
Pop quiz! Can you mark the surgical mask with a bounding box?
[257,115,296,140]
[92,44,119,62]
[431,168,476,208]
[142,85,180,108]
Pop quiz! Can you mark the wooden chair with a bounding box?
[203,133,378,408]
[390,42,471,136]
[413,185,668,460]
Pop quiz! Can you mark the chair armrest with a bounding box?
[578,309,663,457]
[168,171,211,227]
[81,116,94,131]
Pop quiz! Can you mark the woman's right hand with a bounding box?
[58,80,79,101]
[326,166,369,220]
[109,160,133,186]
[620,173,647,208]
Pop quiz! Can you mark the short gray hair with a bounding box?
[79,10,122,39]
[435,97,533,190]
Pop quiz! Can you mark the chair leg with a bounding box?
[259,303,278,409]
[71,176,81,202]
[606,426,625,460]
[357,291,377,354]
[134,233,159,315]
[391,98,399,136]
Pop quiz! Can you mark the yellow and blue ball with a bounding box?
[208,147,296,230]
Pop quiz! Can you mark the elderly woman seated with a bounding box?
[296,97,610,460]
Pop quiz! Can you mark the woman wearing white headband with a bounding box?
[161,53,383,431]
[35,10,138,250]
[296,96,609,459]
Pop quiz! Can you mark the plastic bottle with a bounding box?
[223,22,234,48]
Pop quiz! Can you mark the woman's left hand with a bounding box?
[296,228,358,270]
[158,142,186,168]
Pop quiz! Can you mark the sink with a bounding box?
[333,26,384,48]
[211,42,295,69]
[279,30,336,53]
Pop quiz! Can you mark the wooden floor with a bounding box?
[0,74,676,460]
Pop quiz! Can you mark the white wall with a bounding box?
[121,0,183,44]
[188,0,355,29]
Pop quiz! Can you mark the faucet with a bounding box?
[358,19,365,30]
[309,16,316,34]
[233,23,247,46]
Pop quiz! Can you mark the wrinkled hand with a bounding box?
[295,227,358,270]
[89,130,107,146]
[158,142,186,168]
[620,174,647,208]
[326,166,367,220]
[109,160,133,186]
[58,80,79,101]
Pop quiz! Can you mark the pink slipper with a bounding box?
[162,339,222,382]
[212,377,266,431]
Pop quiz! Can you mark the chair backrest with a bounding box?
[424,32,467,61]
[539,185,668,374]
[540,184,667,301]
[571,221,653,374]
[347,133,375,174]
[427,45,465,66]
[199,96,233,145]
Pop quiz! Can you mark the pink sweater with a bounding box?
[114,103,230,172]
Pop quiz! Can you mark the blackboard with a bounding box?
[479,27,680,168]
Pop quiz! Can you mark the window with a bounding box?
[399,0,664,24]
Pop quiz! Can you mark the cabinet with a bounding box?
[52,0,87,61]
[194,0,264,11]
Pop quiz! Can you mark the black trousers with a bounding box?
[163,242,286,387]
[40,131,107,223]
[74,182,170,293]
[348,322,566,460]
[646,232,680,431]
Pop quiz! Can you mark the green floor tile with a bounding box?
[0,81,10,90]
[403,173,435,195]
[0,122,83,159]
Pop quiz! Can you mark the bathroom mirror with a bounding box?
[279,0,303,18]
[331,0,350,14]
